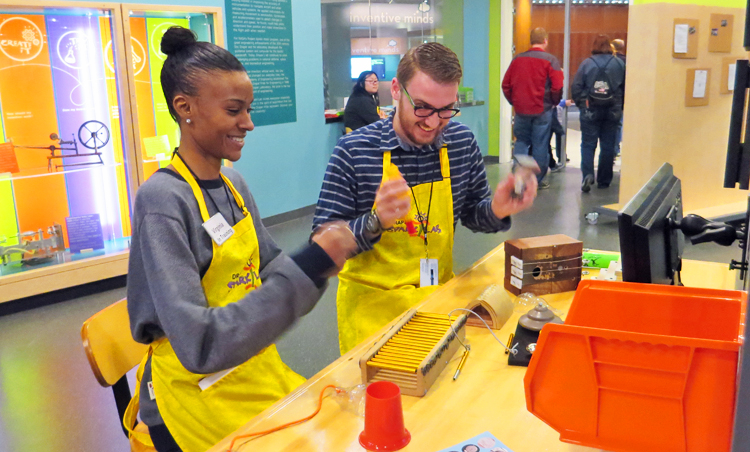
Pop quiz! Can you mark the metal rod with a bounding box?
[561,0,572,165]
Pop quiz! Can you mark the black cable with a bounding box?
[409,181,434,249]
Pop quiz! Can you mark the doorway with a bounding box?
[512,0,629,173]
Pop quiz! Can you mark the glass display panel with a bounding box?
[124,10,216,180]
[0,6,134,276]
[322,0,443,110]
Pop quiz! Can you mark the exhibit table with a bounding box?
[208,243,739,452]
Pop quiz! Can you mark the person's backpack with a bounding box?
[587,56,616,108]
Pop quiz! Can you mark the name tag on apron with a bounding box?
[202,212,234,246]
[420,258,439,287]
[198,366,238,391]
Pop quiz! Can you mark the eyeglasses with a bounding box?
[401,85,460,119]
[365,79,379,84]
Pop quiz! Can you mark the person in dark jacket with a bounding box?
[344,70,382,131]
[503,27,564,188]
[571,34,626,193]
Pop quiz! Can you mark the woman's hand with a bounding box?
[311,221,358,276]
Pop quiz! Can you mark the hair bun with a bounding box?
[160,26,197,56]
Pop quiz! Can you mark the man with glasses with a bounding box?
[314,43,537,354]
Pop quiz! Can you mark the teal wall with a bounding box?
[67,0,489,217]
[233,0,340,218]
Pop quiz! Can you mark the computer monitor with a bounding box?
[351,57,372,79]
[618,163,685,285]
[371,57,385,79]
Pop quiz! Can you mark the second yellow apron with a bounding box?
[125,155,305,451]
[336,146,454,354]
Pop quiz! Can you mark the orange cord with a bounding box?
[226,384,342,452]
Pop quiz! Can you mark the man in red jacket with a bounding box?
[503,28,564,189]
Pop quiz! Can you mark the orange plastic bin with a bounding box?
[525,280,746,452]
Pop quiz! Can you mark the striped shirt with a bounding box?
[313,115,511,254]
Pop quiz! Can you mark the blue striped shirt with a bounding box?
[313,116,511,254]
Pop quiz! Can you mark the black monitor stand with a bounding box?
[732,197,750,452]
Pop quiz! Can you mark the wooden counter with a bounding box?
[208,244,739,452]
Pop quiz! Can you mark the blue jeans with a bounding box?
[580,106,621,187]
[513,109,553,182]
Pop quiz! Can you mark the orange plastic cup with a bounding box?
[359,381,411,451]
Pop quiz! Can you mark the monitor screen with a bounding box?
[618,163,685,285]
[351,57,372,79]
[371,57,386,80]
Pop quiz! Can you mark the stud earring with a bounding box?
[186,118,192,124]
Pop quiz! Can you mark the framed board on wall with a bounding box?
[721,57,740,94]
[673,18,699,59]
[708,13,733,53]
[686,68,711,107]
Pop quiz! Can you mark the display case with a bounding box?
[120,4,224,184]
[0,2,223,303]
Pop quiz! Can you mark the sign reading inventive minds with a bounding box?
[225,0,296,126]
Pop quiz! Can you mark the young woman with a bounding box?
[344,70,383,131]
[125,26,355,452]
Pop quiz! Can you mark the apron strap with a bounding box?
[172,154,249,221]
[439,145,449,179]
[171,155,212,223]
[382,146,450,180]
[220,174,250,217]
[123,348,155,447]
[383,151,392,178]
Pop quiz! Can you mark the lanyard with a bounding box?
[174,151,238,224]
[409,181,434,258]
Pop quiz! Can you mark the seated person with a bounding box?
[125,26,356,452]
[344,70,382,131]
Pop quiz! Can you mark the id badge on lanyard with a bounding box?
[420,258,438,287]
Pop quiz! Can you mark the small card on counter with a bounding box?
[436,431,514,452]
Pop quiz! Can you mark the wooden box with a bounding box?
[360,310,467,397]
[504,235,583,296]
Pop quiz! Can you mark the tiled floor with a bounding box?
[0,162,740,452]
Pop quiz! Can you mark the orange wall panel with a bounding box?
[0,14,70,242]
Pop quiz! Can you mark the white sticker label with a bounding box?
[511,265,523,279]
[510,275,523,289]
[202,212,234,246]
[511,255,523,269]
[420,258,439,287]
[147,381,155,400]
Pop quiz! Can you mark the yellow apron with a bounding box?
[336,146,454,354]
[124,155,305,452]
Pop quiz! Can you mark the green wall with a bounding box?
[488,0,501,157]
[442,0,464,67]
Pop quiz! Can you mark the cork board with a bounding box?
[721,57,740,94]
[686,68,711,107]
[673,19,699,59]
[708,14,733,53]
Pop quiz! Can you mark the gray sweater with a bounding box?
[127,166,329,426]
